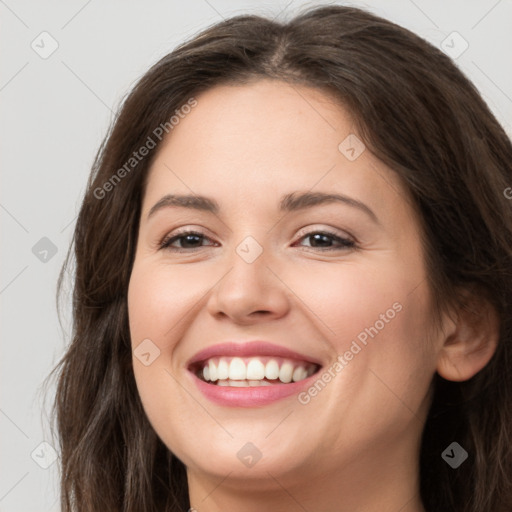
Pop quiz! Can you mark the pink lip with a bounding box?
[189,371,320,407]
[186,340,323,407]
[187,340,323,367]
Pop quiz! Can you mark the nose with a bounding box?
[206,242,290,325]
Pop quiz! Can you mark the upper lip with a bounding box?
[187,340,324,368]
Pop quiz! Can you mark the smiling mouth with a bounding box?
[190,356,321,386]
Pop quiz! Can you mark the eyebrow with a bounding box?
[147,191,379,224]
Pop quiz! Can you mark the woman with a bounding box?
[49,4,512,511]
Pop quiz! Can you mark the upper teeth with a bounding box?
[200,357,316,383]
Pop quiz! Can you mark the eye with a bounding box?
[159,228,355,252]
[159,230,217,252]
[294,230,356,251]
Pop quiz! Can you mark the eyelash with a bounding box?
[158,229,356,253]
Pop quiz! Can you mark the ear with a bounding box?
[436,289,500,382]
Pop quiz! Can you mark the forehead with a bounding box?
[142,80,411,223]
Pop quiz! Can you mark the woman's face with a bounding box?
[128,80,442,491]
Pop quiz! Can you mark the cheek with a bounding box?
[290,257,435,385]
[128,264,199,453]
[292,261,435,447]
[127,262,186,408]
[128,261,200,343]
[287,260,422,341]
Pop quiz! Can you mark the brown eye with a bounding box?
[295,231,355,251]
[160,231,216,251]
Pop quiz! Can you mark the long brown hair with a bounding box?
[46,5,512,511]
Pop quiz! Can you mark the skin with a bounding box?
[127,79,498,512]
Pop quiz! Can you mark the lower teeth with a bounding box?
[215,379,276,387]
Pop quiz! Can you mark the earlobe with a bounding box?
[436,293,500,382]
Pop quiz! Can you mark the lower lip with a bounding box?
[188,371,320,407]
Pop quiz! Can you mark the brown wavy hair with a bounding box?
[46,4,512,511]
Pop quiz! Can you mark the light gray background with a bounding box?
[1,1,511,510]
